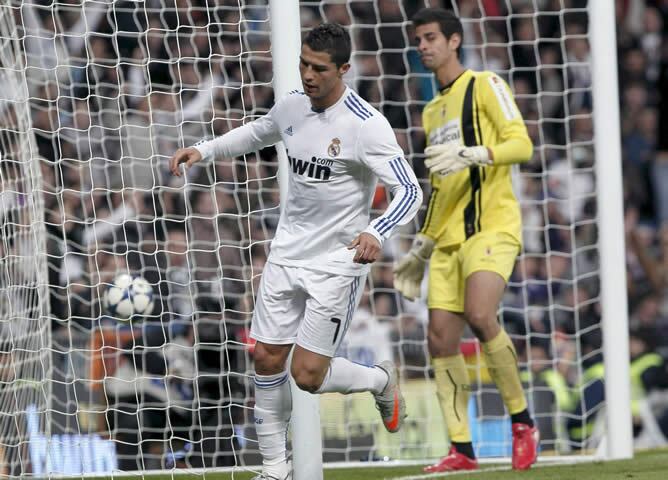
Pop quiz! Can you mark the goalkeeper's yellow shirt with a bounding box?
[420,69,532,248]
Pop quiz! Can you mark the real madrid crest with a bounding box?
[328,138,341,157]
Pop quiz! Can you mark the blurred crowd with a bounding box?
[617,0,668,449]
[2,0,668,471]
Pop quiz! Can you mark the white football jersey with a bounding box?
[194,87,422,276]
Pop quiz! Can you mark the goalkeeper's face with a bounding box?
[415,23,459,72]
[300,45,350,105]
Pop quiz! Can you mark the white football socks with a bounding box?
[254,371,292,477]
[316,357,389,395]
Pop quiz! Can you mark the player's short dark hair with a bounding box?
[303,23,351,67]
[412,8,464,58]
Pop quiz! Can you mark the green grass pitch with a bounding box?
[104,448,668,479]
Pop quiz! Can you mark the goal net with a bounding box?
[2,0,622,476]
[0,2,51,477]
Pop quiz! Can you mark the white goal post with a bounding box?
[589,0,632,460]
[268,1,323,479]
[0,0,634,477]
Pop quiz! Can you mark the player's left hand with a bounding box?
[424,143,492,176]
[348,233,381,264]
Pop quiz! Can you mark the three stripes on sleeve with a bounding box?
[372,157,420,237]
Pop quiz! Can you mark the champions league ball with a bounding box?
[103,274,154,321]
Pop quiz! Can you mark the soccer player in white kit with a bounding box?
[170,24,422,480]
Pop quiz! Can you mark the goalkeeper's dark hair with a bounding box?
[412,8,464,58]
[304,23,351,67]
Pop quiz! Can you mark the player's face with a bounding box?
[299,44,349,104]
[415,22,460,72]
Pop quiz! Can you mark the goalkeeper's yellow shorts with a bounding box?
[427,231,520,313]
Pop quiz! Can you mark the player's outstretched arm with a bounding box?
[169,95,287,177]
[169,147,203,177]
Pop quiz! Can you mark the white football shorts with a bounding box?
[250,261,365,357]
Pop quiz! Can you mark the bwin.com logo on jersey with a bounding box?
[286,150,333,181]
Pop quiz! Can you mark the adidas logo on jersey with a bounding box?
[286,150,333,181]
[284,126,294,136]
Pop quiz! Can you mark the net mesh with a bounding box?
[1,0,613,475]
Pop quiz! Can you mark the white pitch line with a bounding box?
[389,458,596,480]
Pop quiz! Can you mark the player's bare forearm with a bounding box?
[348,232,381,264]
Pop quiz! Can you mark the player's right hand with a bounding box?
[169,147,202,177]
[393,233,435,301]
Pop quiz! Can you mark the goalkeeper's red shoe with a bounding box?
[423,447,478,473]
[512,423,539,470]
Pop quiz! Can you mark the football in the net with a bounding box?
[103,274,154,321]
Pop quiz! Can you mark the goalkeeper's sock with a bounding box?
[254,371,292,473]
[432,354,472,443]
[481,329,528,416]
[451,441,475,459]
[316,357,388,395]
[511,409,534,428]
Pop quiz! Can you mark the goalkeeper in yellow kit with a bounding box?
[394,8,538,472]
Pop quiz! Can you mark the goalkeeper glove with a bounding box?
[424,144,492,176]
[393,234,435,301]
